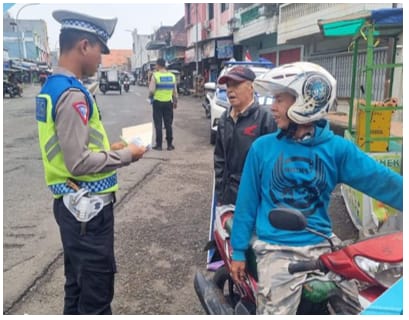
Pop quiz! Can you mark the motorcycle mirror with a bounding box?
[204,82,216,91]
[268,208,307,231]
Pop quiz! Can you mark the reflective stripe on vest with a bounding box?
[44,127,105,162]
[153,71,175,102]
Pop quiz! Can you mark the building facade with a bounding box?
[184,3,237,82]
[3,16,50,64]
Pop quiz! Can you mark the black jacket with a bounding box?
[214,100,277,205]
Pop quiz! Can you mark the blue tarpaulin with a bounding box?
[371,8,403,25]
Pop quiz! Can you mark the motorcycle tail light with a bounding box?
[354,256,403,288]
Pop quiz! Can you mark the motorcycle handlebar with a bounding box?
[288,260,324,274]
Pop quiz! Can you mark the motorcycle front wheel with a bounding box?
[213,266,241,308]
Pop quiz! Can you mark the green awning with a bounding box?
[320,18,366,37]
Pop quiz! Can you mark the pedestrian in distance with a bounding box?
[35,10,147,315]
[208,66,277,267]
[230,61,403,314]
[148,58,178,151]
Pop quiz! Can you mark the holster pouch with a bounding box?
[63,188,104,222]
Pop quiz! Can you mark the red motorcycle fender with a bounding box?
[320,232,402,284]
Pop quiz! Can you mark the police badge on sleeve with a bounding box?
[36,97,47,122]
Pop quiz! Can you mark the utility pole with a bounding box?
[15,3,40,61]
[195,3,199,76]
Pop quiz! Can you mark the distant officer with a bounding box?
[36,10,146,315]
[149,58,178,151]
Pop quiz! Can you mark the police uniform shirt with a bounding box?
[53,67,133,175]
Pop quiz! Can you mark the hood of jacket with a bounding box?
[279,119,334,146]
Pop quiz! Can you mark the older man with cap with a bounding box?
[207,66,277,266]
[36,10,147,315]
[214,65,276,207]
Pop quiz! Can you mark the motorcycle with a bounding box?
[202,82,215,119]
[202,93,212,119]
[123,79,130,93]
[3,80,22,98]
[194,207,402,315]
[179,76,191,96]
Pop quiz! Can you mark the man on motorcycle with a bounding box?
[230,62,403,314]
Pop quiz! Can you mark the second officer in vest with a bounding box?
[149,58,178,150]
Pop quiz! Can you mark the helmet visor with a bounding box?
[254,79,297,98]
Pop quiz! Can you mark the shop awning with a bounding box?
[10,65,30,71]
[318,8,403,37]
[22,61,39,71]
[145,40,167,50]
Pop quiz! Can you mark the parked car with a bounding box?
[207,59,275,144]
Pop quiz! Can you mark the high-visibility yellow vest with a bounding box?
[153,71,175,102]
[36,75,118,198]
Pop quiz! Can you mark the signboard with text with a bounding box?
[216,39,233,59]
[185,48,196,64]
[202,40,215,59]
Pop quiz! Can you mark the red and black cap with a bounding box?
[218,66,256,84]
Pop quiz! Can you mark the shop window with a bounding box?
[186,4,191,25]
[208,4,214,20]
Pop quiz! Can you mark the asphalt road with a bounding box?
[3,83,357,315]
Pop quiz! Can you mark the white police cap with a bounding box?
[53,10,117,54]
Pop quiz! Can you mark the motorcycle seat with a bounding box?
[225,216,258,281]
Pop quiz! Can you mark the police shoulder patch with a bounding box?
[36,97,47,122]
[72,101,89,125]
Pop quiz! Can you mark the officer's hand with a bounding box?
[111,141,127,150]
[173,102,177,109]
[231,260,246,283]
[128,143,146,161]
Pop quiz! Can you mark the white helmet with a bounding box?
[254,62,336,124]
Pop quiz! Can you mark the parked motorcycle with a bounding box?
[3,80,22,98]
[194,207,402,315]
[39,72,49,87]
[202,82,215,119]
[179,77,191,96]
[202,93,212,119]
[123,79,130,93]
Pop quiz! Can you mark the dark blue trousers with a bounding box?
[53,198,116,315]
[152,100,174,147]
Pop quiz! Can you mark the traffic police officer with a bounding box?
[36,10,146,314]
[148,58,178,150]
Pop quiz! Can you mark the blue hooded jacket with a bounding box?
[231,120,403,261]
